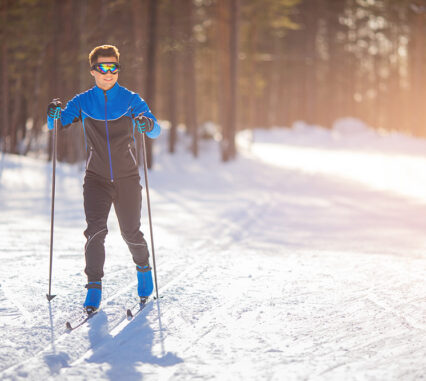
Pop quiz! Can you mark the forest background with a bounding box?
[1,0,426,165]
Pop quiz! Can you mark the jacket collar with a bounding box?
[94,82,120,100]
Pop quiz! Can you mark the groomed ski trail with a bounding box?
[1,127,426,380]
[0,256,201,380]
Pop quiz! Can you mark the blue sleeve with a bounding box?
[61,94,81,127]
[47,95,81,130]
[130,94,161,139]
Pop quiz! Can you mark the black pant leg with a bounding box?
[113,176,149,267]
[83,174,114,281]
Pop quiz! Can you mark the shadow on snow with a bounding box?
[85,301,182,380]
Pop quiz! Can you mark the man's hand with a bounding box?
[47,99,62,120]
[134,113,154,134]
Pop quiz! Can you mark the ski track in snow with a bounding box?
[1,123,426,380]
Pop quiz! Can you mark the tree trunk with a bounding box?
[1,0,9,153]
[131,0,147,95]
[168,0,178,154]
[270,35,284,127]
[48,0,60,162]
[325,0,346,126]
[9,76,23,154]
[131,0,149,165]
[217,0,239,161]
[410,5,426,135]
[72,0,89,164]
[303,0,318,125]
[144,0,158,169]
[182,0,199,157]
[246,23,258,129]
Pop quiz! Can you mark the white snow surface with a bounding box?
[1,119,426,380]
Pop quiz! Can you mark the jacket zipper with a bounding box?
[104,91,114,182]
[128,143,137,166]
[86,146,93,170]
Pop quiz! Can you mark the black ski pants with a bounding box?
[83,173,149,282]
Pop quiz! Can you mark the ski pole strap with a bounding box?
[85,281,102,289]
[47,112,61,130]
[48,107,61,119]
[136,264,152,273]
[134,114,154,134]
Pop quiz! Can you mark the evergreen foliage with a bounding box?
[1,0,425,162]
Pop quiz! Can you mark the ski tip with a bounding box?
[126,309,133,318]
[65,322,72,330]
[46,294,56,302]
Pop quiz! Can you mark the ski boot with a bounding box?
[137,264,154,303]
[84,281,102,314]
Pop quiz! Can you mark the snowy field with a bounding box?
[0,119,426,380]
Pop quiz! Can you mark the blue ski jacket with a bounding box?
[47,83,161,182]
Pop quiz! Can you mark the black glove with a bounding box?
[134,113,154,134]
[47,98,62,119]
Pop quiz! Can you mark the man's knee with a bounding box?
[121,232,149,264]
[121,229,145,246]
[84,227,108,249]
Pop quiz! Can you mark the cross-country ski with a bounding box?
[65,310,99,332]
[126,297,150,319]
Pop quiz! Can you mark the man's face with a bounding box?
[90,56,119,91]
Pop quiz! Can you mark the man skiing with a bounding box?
[46,45,160,314]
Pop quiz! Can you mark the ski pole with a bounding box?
[46,117,58,301]
[141,133,159,299]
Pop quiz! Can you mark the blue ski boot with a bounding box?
[84,281,102,314]
[137,265,154,302]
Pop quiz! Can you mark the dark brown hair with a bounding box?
[89,45,120,66]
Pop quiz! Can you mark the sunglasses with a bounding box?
[91,62,121,74]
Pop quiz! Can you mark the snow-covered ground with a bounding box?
[1,119,426,380]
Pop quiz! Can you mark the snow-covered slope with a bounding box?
[0,120,426,380]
